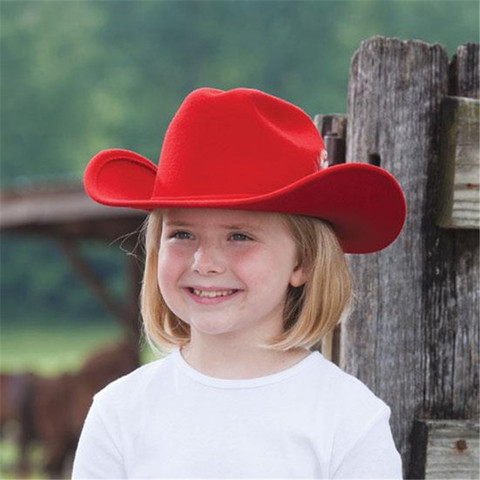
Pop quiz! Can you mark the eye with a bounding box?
[169,231,193,240]
[230,232,252,241]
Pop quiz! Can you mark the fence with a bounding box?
[316,36,479,478]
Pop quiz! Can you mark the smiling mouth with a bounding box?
[188,288,239,298]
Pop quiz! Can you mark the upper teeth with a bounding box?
[192,289,235,298]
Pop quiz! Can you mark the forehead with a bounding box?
[162,208,283,230]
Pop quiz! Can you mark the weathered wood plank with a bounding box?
[313,114,347,365]
[313,114,347,167]
[436,96,480,229]
[449,43,479,99]
[0,186,146,240]
[344,36,452,475]
[345,37,479,477]
[313,114,347,141]
[409,420,479,479]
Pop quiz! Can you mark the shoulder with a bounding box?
[308,352,391,417]
[308,356,402,477]
[307,353,397,467]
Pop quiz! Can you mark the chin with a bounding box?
[189,319,241,336]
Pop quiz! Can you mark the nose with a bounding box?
[192,242,226,275]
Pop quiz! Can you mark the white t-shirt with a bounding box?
[72,348,402,479]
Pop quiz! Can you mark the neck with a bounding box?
[180,338,311,380]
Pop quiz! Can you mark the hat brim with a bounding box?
[84,149,407,254]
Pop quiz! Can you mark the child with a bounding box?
[72,87,406,479]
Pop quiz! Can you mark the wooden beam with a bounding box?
[57,236,131,331]
[0,188,143,228]
[449,43,479,99]
[313,114,347,365]
[344,36,449,472]
[409,419,479,479]
[436,96,480,229]
[344,37,479,476]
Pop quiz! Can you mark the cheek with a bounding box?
[156,252,168,295]
[229,248,264,278]
[157,246,188,289]
[233,248,293,288]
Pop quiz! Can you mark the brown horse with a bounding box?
[1,339,140,478]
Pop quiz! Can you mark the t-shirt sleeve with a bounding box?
[71,394,126,479]
[331,405,403,479]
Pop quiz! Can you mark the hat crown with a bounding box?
[152,88,324,199]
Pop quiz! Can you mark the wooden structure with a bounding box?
[410,419,479,478]
[0,181,147,345]
[436,96,479,229]
[317,37,479,478]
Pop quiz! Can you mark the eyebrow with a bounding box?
[164,221,262,231]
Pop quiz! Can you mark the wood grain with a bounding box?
[409,420,479,479]
[436,96,479,229]
[343,36,479,476]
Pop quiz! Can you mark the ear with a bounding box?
[289,263,309,288]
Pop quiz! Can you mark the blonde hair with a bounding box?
[140,209,353,356]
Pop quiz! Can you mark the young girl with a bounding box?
[72,87,406,479]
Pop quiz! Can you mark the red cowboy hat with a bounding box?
[84,87,407,254]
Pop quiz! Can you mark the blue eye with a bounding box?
[170,231,192,240]
[230,233,251,241]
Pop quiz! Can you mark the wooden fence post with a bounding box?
[313,113,347,365]
[342,36,479,476]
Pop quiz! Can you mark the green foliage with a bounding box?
[0,234,127,328]
[1,0,478,333]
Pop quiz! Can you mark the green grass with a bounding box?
[0,321,157,374]
[0,439,45,479]
[0,321,160,478]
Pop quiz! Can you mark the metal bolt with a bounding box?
[455,439,468,452]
